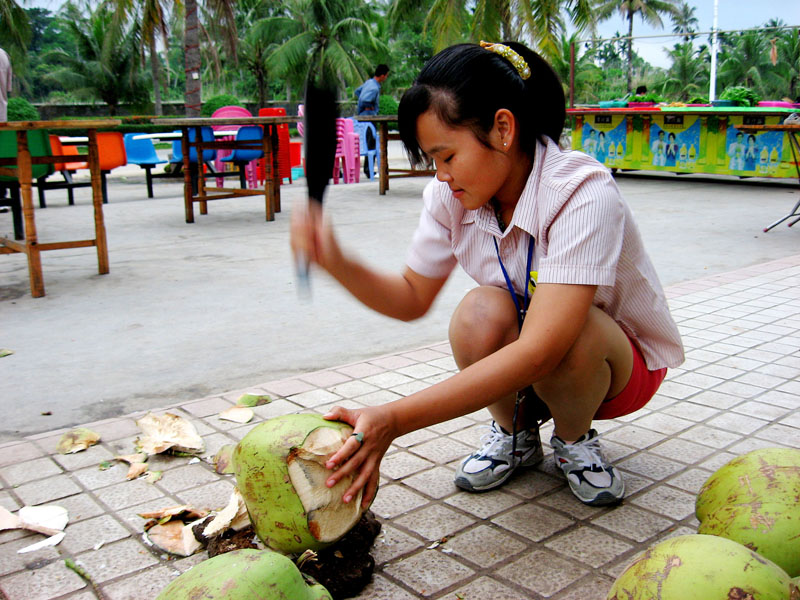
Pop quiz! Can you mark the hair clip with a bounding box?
[479,41,531,80]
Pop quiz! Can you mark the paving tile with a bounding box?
[501,469,563,499]
[732,399,791,420]
[286,388,341,409]
[0,535,62,576]
[445,490,523,520]
[175,479,235,511]
[648,438,716,464]
[0,442,45,468]
[261,378,315,397]
[250,398,304,420]
[754,423,800,448]
[382,549,474,597]
[592,505,674,542]
[94,479,165,511]
[538,488,606,520]
[72,462,131,490]
[369,355,417,370]
[396,465,454,502]
[0,558,86,600]
[602,425,666,450]
[545,526,633,568]
[372,523,425,565]
[88,419,144,443]
[74,538,159,583]
[492,504,573,542]
[393,429,439,449]
[616,452,684,481]
[354,389,403,407]
[705,411,768,434]
[335,362,386,378]
[395,504,475,542]
[155,463,219,493]
[676,424,742,448]
[628,485,697,520]
[180,396,235,418]
[328,380,380,398]
[362,372,415,388]
[408,437,472,464]
[557,575,617,600]
[390,380,429,396]
[396,363,445,379]
[496,549,589,597]
[356,573,418,600]
[14,474,82,506]
[427,416,475,435]
[666,468,713,494]
[449,576,527,600]
[52,444,116,472]
[101,565,180,600]
[445,524,527,567]
[380,452,434,481]
[688,390,744,410]
[0,456,62,486]
[0,490,20,512]
[370,485,428,520]
[61,514,131,554]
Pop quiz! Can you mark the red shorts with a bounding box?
[593,338,667,420]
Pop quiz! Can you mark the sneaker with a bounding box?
[550,429,624,506]
[454,421,543,492]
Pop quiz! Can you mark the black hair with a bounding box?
[375,64,390,77]
[398,42,565,166]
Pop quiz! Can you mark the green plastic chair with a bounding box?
[0,130,54,240]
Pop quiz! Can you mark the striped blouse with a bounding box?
[405,137,684,370]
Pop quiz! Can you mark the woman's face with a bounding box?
[416,109,510,210]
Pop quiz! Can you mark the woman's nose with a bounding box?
[435,163,451,182]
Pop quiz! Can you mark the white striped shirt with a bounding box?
[406,137,684,370]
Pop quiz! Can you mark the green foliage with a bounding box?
[630,92,667,103]
[7,97,40,121]
[378,94,399,115]
[719,86,761,107]
[689,96,708,104]
[201,94,243,117]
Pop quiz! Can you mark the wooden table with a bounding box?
[739,123,800,231]
[355,115,435,195]
[157,117,301,223]
[0,119,120,297]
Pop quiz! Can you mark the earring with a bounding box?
[503,142,507,147]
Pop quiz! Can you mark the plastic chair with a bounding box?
[95,132,127,204]
[211,105,252,186]
[258,107,292,184]
[220,126,264,188]
[332,118,360,184]
[353,121,379,180]
[36,135,90,208]
[170,127,217,194]
[297,104,305,137]
[0,130,54,239]
[123,133,167,198]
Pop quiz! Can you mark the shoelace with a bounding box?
[564,432,606,470]
[476,425,509,458]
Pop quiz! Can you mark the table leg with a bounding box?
[764,130,800,232]
[263,128,275,222]
[182,127,194,223]
[16,131,44,297]
[379,122,389,195]
[87,129,109,275]
[196,126,208,215]
[271,126,281,214]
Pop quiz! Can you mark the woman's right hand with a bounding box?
[290,199,343,275]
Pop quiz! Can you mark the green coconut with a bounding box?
[607,534,800,600]
[155,548,332,600]
[233,413,369,555]
[696,447,800,576]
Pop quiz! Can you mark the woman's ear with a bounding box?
[493,109,516,151]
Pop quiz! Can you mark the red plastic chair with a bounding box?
[211,105,252,186]
[257,107,292,185]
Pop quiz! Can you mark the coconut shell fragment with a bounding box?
[57,428,100,454]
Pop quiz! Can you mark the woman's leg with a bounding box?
[449,286,520,431]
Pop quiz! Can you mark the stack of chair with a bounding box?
[332,118,360,184]
[257,107,292,185]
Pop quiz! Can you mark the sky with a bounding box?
[592,0,800,68]
[22,0,800,70]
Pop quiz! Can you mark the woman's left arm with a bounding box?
[323,282,598,506]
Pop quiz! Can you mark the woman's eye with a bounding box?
[443,154,454,163]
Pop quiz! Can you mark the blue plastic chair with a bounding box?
[169,127,216,194]
[353,121,379,180]
[220,126,264,188]
[124,133,167,198]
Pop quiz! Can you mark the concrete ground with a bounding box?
[0,142,799,599]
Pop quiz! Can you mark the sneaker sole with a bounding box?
[577,490,624,507]
[454,453,544,493]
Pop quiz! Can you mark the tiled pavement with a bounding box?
[1,254,799,600]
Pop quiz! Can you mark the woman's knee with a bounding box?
[449,286,518,368]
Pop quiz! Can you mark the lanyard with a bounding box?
[493,234,534,332]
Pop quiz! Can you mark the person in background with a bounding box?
[355,64,390,176]
[0,47,11,203]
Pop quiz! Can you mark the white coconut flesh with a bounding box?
[287,426,364,543]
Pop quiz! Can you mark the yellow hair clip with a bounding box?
[479,41,531,80]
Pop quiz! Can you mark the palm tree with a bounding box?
[670,1,698,42]
[257,0,386,98]
[46,2,150,115]
[0,0,30,52]
[595,0,680,93]
[717,30,770,95]
[662,41,707,101]
[549,33,603,103]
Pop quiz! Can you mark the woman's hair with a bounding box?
[398,42,565,166]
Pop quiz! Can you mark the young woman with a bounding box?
[291,41,683,508]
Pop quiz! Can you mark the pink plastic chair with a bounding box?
[331,118,360,184]
[211,105,253,186]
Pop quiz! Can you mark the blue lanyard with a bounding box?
[493,234,535,332]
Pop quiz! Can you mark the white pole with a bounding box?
[709,0,719,100]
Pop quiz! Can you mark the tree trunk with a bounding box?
[184,0,202,117]
[150,36,163,116]
[626,13,634,93]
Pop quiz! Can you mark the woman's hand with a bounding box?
[322,405,398,508]
[289,199,344,275]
